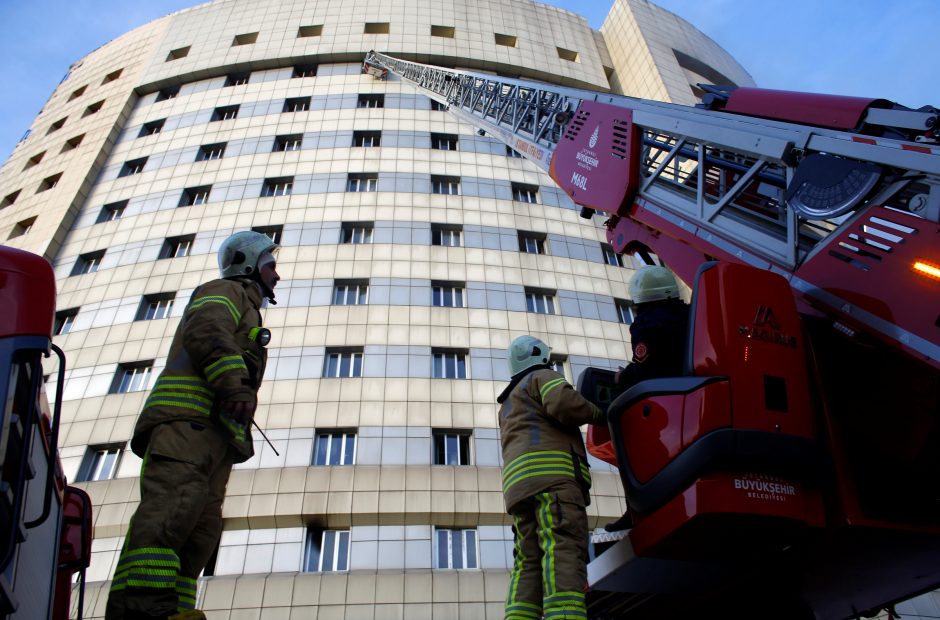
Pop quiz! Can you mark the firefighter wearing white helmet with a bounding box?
[107,231,280,620]
[497,335,604,619]
[615,264,689,395]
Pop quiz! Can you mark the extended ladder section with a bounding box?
[364,51,940,368]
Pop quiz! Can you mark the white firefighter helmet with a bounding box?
[628,265,679,304]
[507,335,551,377]
[218,231,278,279]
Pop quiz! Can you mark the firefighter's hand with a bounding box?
[614,366,625,384]
[221,400,255,425]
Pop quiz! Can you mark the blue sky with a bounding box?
[0,0,936,160]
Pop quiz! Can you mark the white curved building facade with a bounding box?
[0,1,756,617]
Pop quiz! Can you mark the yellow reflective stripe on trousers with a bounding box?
[190,295,241,325]
[506,514,541,619]
[536,492,557,595]
[205,355,248,382]
[176,575,197,610]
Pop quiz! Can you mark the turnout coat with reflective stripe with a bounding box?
[498,367,605,511]
[131,277,267,463]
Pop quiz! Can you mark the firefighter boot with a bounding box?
[168,612,208,620]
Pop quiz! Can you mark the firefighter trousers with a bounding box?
[505,480,589,620]
[106,420,235,619]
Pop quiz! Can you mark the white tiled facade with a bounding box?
[0,1,762,618]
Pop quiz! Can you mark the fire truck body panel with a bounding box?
[362,51,940,619]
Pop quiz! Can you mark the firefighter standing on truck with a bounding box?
[105,231,280,620]
[497,335,605,620]
[614,265,689,395]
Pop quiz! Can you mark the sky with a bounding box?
[0,0,937,160]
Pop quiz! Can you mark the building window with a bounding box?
[224,72,250,87]
[8,217,36,239]
[166,46,190,61]
[68,85,87,101]
[62,134,85,152]
[23,151,45,170]
[430,133,458,151]
[137,293,176,321]
[211,105,239,122]
[341,223,373,244]
[232,32,258,46]
[54,308,79,336]
[138,119,165,138]
[556,47,579,62]
[304,529,350,572]
[432,350,468,379]
[119,157,147,177]
[352,131,381,147]
[364,22,390,34]
[323,350,363,378]
[512,183,539,204]
[37,173,63,193]
[47,118,67,134]
[432,282,465,308]
[71,250,104,276]
[283,97,311,113]
[312,430,357,466]
[357,94,384,109]
[431,25,456,38]
[548,356,567,378]
[436,528,478,569]
[75,444,124,482]
[102,68,123,84]
[111,362,154,394]
[273,134,303,152]
[252,225,283,244]
[616,300,635,325]
[96,200,127,223]
[179,186,211,207]
[160,235,195,259]
[333,280,369,305]
[155,86,180,101]
[196,142,226,161]
[525,288,556,314]
[433,430,471,465]
[506,146,524,158]
[431,224,462,247]
[494,33,517,47]
[298,24,323,37]
[82,100,104,117]
[431,175,460,195]
[601,244,623,267]
[346,173,378,193]
[518,231,546,255]
[261,177,293,197]
[1,190,21,208]
[292,64,318,78]
[430,99,447,111]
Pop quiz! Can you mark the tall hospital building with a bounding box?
[0,0,754,617]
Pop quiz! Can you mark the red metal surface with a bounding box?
[587,424,618,467]
[691,263,816,439]
[723,87,889,131]
[630,473,825,558]
[679,381,731,451]
[0,245,56,340]
[622,394,686,483]
[549,100,641,215]
[796,205,940,370]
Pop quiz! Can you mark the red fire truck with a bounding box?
[364,51,940,619]
[0,244,93,619]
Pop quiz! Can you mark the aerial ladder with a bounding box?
[364,51,940,619]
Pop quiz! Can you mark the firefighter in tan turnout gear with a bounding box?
[106,231,280,620]
[497,335,605,620]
